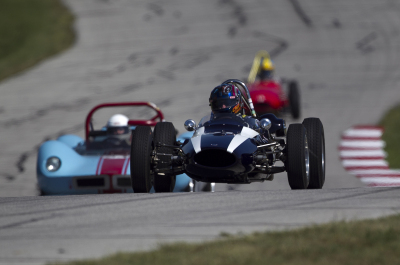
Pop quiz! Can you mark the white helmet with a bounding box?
[107,114,129,127]
[107,114,130,135]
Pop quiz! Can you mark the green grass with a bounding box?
[49,213,400,265]
[379,104,400,168]
[0,0,74,82]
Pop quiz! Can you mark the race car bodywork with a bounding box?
[130,79,325,192]
[36,102,192,195]
[247,50,300,119]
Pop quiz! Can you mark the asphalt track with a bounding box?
[1,0,400,264]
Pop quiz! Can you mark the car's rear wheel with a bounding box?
[153,122,176,192]
[289,80,300,119]
[302,118,325,189]
[130,126,153,193]
[286,123,310,189]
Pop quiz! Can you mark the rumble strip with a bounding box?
[339,125,400,187]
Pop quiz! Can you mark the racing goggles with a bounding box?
[107,126,130,135]
[210,98,239,111]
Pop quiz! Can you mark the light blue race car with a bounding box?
[36,102,192,195]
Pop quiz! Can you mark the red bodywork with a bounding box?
[248,80,288,115]
[85,102,164,141]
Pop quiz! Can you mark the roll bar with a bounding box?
[85,102,164,141]
[222,79,257,118]
[247,50,271,84]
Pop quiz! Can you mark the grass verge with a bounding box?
[0,0,75,82]
[49,213,400,265]
[379,104,400,168]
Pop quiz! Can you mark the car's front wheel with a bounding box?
[130,126,153,193]
[153,122,176,192]
[286,123,310,189]
[302,117,325,189]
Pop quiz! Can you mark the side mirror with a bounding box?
[184,119,197,131]
[259,118,272,131]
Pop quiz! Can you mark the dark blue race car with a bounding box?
[130,79,326,192]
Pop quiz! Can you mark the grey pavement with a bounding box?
[0,0,400,264]
[1,188,400,265]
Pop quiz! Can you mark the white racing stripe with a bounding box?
[227,135,247,153]
[227,127,259,153]
[241,127,259,138]
[191,127,205,153]
[190,126,258,154]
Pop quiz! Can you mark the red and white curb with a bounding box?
[339,125,400,187]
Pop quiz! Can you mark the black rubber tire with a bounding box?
[153,122,176,192]
[130,126,153,193]
[302,118,325,189]
[288,80,300,119]
[286,123,309,189]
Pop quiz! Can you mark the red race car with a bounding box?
[247,50,300,119]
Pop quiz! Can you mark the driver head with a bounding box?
[106,114,130,135]
[259,58,275,80]
[209,83,243,114]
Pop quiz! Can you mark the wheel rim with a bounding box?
[304,135,310,182]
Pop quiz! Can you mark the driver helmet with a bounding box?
[259,58,275,80]
[209,83,243,114]
[106,114,130,135]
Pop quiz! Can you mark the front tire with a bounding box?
[153,122,176,192]
[302,118,325,189]
[286,124,310,189]
[130,126,153,193]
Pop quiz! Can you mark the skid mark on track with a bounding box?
[340,125,400,187]
[356,32,378,54]
[0,213,63,230]
[252,31,289,58]
[1,98,90,127]
[15,124,83,174]
[242,31,289,74]
[218,0,247,37]
[208,187,400,219]
[147,3,164,16]
[0,194,187,218]
[288,0,312,27]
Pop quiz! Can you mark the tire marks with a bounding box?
[218,0,247,37]
[252,31,289,58]
[288,0,312,27]
[15,123,83,174]
[356,32,378,54]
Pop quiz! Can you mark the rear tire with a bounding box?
[288,80,300,119]
[153,122,177,192]
[286,124,309,189]
[130,126,153,193]
[302,118,325,189]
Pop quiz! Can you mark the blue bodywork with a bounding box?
[37,133,192,195]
